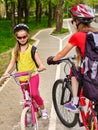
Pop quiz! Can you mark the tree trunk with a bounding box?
[39,1,42,23]
[5,0,9,19]
[11,1,16,29]
[56,0,64,32]
[17,0,22,23]
[35,0,42,25]
[52,6,56,21]
[24,0,28,23]
[48,0,52,27]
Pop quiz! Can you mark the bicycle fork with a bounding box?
[31,105,37,125]
[60,78,72,105]
[24,88,37,126]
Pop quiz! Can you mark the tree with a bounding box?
[24,0,30,23]
[48,0,52,27]
[2,0,98,32]
[17,0,31,24]
[0,0,6,18]
[10,0,16,29]
[35,0,42,25]
[5,0,9,19]
[56,0,64,32]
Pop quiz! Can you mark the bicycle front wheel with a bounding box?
[21,106,38,130]
[52,79,78,127]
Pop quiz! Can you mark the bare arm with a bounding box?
[35,51,46,72]
[53,43,74,61]
[3,56,16,75]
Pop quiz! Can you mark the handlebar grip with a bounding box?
[13,72,30,78]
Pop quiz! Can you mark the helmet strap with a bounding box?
[17,40,28,46]
[76,22,81,29]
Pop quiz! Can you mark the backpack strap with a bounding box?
[31,46,39,68]
[16,61,18,71]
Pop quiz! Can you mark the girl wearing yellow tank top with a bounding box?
[3,23,48,119]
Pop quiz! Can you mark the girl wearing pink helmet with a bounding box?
[47,4,97,112]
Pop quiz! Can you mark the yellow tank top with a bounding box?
[17,44,38,81]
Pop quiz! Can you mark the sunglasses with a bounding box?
[17,35,27,40]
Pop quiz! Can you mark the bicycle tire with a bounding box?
[21,106,38,130]
[64,62,71,76]
[52,79,78,127]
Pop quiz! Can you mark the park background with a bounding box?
[0,0,98,76]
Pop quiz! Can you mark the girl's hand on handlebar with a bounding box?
[2,73,10,79]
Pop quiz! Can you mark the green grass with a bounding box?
[28,16,49,31]
[0,19,16,53]
[52,28,69,34]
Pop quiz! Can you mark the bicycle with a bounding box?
[1,70,42,130]
[52,56,98,130]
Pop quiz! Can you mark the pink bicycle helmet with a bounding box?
[70,4,95,23]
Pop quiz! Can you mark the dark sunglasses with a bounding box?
[17,35,27,40]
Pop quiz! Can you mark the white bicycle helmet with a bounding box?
[14,23,29,34]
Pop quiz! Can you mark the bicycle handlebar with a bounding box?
[57,55,76,65]
[1,70,38,86]
[12,71,31,78]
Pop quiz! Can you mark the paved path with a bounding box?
[0,19,98,130]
